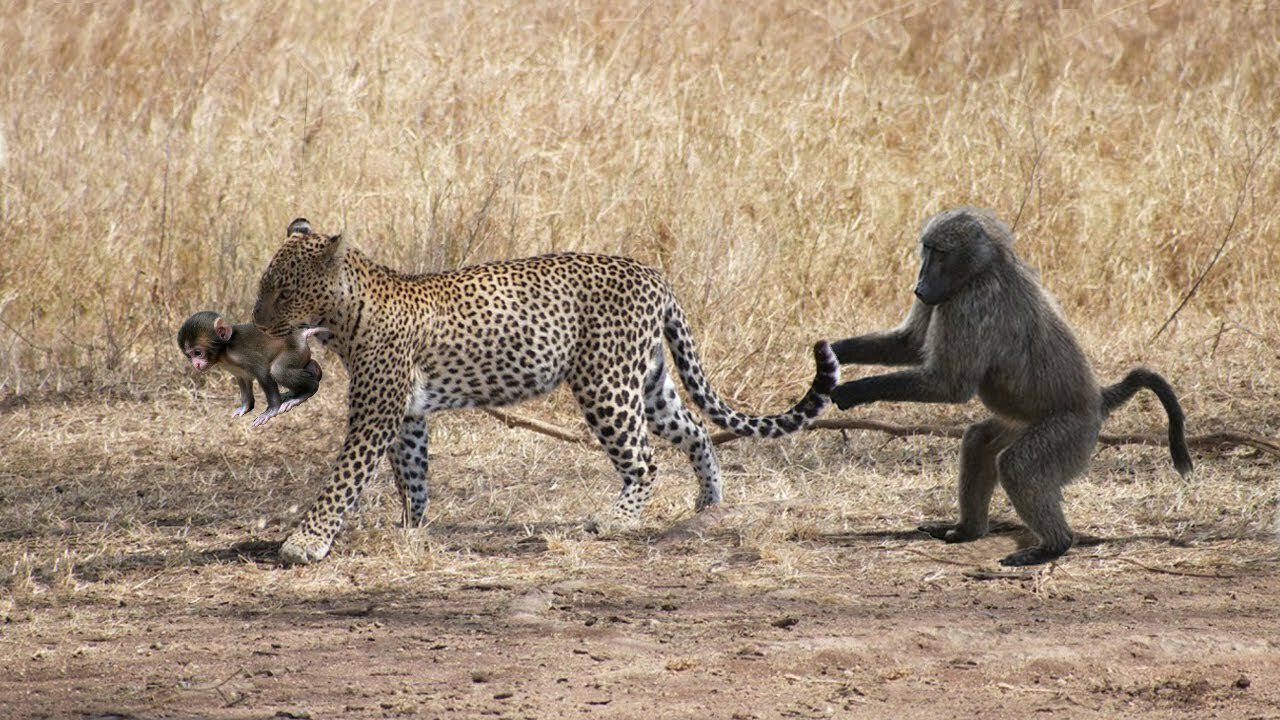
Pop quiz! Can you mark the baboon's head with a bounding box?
[913,207,1009,305]
[253,218,345,337]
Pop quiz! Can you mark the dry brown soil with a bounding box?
[1,387,1277,720]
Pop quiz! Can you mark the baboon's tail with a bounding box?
[1101,368,1193,477]
[662,299,837,438]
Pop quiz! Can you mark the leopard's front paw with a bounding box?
[280,532,332,565]
[584,509,641,537]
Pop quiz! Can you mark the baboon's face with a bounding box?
[176,310,225,372]
[914,243,955,305]
[913,211,995,306]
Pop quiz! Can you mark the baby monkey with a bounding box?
[178,310,328,426]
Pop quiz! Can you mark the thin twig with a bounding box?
[0,316,54,355]
[1116,557,1241,579]
[179,666,244,693]
[902,547,980,567]
[830,0,945,42]
[1151,134,1273,341]
[1059,0,1149,41]
[1011,115,1044,232]
[995,682,1070,695]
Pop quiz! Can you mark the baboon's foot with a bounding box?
[918,521,986,544]
[251,407,281,427]
[277,397,306,415]
[999,543,1069,567]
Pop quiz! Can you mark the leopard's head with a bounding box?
[253,218,344,337]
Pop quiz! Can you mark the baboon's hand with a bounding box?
[829,382,862,410]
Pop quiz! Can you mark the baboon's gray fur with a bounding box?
[829,207,1193,566]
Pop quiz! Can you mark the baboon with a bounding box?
[828,207,1193,566]
[178,310,329,426]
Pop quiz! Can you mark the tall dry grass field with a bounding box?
[3,5,1280,717]
[0,1,1277,403]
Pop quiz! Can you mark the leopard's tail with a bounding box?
[663,299,838,438]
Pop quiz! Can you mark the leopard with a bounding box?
[253,217,838,565]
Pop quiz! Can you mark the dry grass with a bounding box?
[1,5,1279,715]
[0,1,1277,403]
[2,383,1276,607]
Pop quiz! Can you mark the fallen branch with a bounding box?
[480,407,588,444]
[480,408,1280,460]
[1101,429,1280,458]
[710,417,962,445]
[717,418,1280,459]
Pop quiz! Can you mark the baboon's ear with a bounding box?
[286,218,312,237]
[213,316,234,342]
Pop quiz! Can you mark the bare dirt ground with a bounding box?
[2,380,1277,720]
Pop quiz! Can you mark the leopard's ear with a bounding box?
[286,217,312,238]
[321,232,344,264]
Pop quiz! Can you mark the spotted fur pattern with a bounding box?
[254,219,837,564]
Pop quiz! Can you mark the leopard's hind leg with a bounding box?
[570,372,657,530]
[643,349,721,511]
